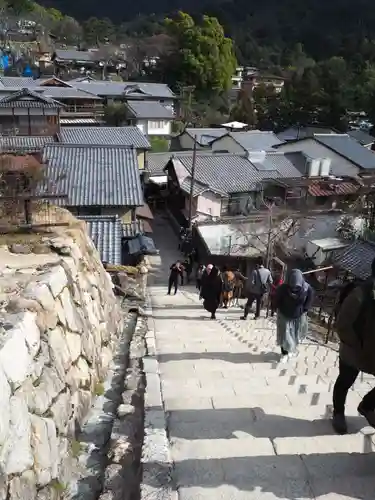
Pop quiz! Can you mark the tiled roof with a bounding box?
[308,180,359,197]
[180,178,210,197]
[173,154,264,194]
[277,126,337,142]
[53,49,97,62]
[314,134,375,170]
[122,220,144,238]
[73,81,175,99]
[348,129,375,147]
[126,100,173,119]
[77,215,123,265]
[0,135,55,152]
[0,88,63,108]
[37,86,101,100]
[74,81,127,97]
[42,144,143,207]
[57,126,151,149]
[225,131,283,150]
[184,127,228,146]
[252,152,303,178]
[0,76,35,88]
[147,150,214,176]
[123,82,175,99]
[332,240,375,279]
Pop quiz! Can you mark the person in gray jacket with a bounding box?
[241,257,273,320]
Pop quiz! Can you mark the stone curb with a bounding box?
[140,293,178,500]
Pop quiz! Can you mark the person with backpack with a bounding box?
[332,259,375,434]
[241,257,273,320]
[274,269,314,363]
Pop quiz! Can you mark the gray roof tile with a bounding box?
[73,80,175,99]
[170,151,302,195]
[37,86,101,100]
[348,129,375,147]
[58,126,150,149]
[277,126,337,141]
[122,220,144,238]
[225,131,283,150]
[54,49,97,62]
[174,154,264,194]
[253,152,303,178]
[0,76,35,88]
[184,127,228,145]
[314,134,375,170]
[0,135,55,152]
[42,144,143,207]
[0,88,63,108]
[332,240,375,280]
[77,215,123,265]
[147,150,214,176]
[126,100,173,119]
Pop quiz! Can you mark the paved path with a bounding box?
[148,214,375,500]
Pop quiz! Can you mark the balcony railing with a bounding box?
[60,105,104,116]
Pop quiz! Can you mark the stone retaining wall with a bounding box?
[0,222,122,499]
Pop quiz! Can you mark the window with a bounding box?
[149,120,164,129]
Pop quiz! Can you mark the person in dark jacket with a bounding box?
[274,269,314,363]
[331,258,375,434]
[241,257,273,320]
[168,261,184,295]
[200,266,222,319]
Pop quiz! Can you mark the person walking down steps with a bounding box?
[200,265,223,319]
[274,269,314,363]
[168,261,184,295]
[241,257,272,320]
[332,258,375,435]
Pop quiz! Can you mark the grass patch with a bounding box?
[71,439,83,458]
[94,382,105,396]
[50,479,67,493]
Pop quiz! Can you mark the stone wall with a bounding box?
[0,219,122,499]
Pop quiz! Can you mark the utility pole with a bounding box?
[265,206,273,269]
[188,137,197,229]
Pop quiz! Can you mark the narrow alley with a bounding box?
[147,213,375,500]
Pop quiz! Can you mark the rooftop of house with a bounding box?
[0,76,35,88]
[0,88,64,108]
[53,49,99,63]
[313,133,375,170]
[0,135,55,153]
[72,80,175,99]
[126,100,174,120]
[147,150,215,176]
[77,215,123,265]
[216,130,283,151]
[36,86,102,100]
[57,126,151,149]
[183,127,228,146]
[42,144,143,207]
[166,151,303,196]
[348,129,375,147]
[277,126,337,142]
[332,239,375,280]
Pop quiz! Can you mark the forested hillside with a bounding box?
[36,0,375,63]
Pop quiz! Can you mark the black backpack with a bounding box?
[335,281,358,318]
[337,281,374,337]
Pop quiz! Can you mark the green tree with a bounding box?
[83,17,115,44]
[103,102,128,126]
[159,12,237,97]
[230,87,257,128]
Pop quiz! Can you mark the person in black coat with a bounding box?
[200,265,222,319]
[168,261,184,295]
